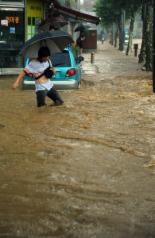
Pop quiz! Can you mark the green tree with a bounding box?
[124,0,141,55]
[95,0,123,50]
[95,0,154,72]
[95,0,141,52]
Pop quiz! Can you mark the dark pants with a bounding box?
[36,87,64,107]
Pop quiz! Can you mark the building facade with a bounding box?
[26,0,44,40]
[0,0,44,71]
[0,0,25,69]
[0,0,79,70]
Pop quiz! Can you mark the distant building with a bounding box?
[80,0,94,12]
[59,0,79,8]
[0,0,44,71]
[0,0,25,69]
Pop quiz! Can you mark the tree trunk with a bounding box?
[126,13,135,56]
[139,0,153,71]
[118,13,124,51]
[139,1,146,63]
[114,25,119,48]
[145,1,153,71]
[109,31,113,45]
[139,36,146,63]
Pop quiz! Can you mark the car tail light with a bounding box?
[66,68,76,77]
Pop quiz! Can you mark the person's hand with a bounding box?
[52,67,56,74]
[12,81,19,89]
[12,71,25,89]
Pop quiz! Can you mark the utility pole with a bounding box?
[153,0,155,92]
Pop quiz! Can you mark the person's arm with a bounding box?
[12,70,26,89]
[48,59,56,75]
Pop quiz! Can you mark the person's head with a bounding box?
[38,46,50,62]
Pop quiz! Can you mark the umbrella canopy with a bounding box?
[39,14,68,31]
[21,30,73,58]
[74,24,86,32]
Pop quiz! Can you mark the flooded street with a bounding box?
[0,42,155,238]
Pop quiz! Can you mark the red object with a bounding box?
[66,69,76,77]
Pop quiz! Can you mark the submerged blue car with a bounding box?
[23,47,83,90]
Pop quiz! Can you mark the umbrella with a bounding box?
[74,24,86,32]
[21,30,73,58]
[39,15,68,31]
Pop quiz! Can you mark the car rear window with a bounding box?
[51,52,71,67]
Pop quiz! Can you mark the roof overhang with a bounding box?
[49,0,100,25]
[55,5,100,25]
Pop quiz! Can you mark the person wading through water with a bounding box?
[12,46,64,107]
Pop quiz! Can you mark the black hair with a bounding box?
[38,46,51,62]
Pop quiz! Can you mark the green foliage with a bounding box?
[95,0,141,26]
[95,0,120,26]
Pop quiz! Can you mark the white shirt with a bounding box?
[24,59,54,92]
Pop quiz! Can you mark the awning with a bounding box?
[40,0,100,28]
[55,5,100,25]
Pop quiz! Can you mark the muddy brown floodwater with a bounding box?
[0,43,155,238]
